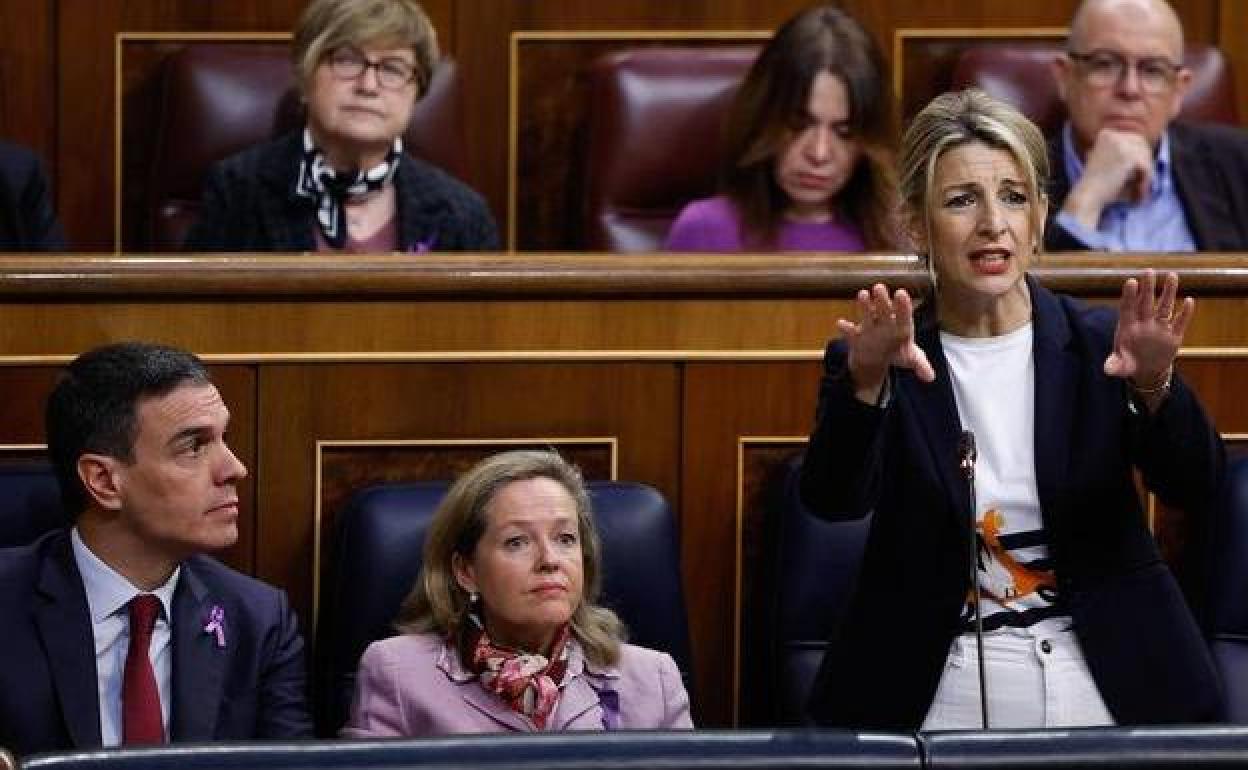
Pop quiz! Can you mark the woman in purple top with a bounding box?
[665,5,897,253]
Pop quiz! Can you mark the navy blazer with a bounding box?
[800,275,1225,729]
[0,530,312,756]
[0,140,65,251]
[183,130,498,253]
[1046,121,1248,251]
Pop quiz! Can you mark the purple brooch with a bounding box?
[203,605,226,648]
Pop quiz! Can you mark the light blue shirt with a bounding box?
[71,527,179,746]
[1057,123,1196,252]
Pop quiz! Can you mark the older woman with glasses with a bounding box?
[184,0,497,253]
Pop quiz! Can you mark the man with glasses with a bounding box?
[1049,0,1248,251]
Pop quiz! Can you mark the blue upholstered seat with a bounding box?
[1212,454,1248,723]
[770,454,869,725]
[0,461,68,548]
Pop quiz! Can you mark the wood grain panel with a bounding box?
[1179,358,1248,434]
[0,1,55,166]
[254,361,680,648]
[1219,0,1248,144]
[0,367,60,440]
[681,361,822,726]
[0,296,848,357]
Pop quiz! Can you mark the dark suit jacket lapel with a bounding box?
[34,533,102,748]
[1047,133,1072,205]
[1027,275,1077,522]
[259,132,316,252]
[1170,125,1237,251]
[170,564,227,740]
[908,308,972,532]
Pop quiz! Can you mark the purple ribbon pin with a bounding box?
[203,605,226,648]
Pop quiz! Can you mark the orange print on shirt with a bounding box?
[972,509,1055,604]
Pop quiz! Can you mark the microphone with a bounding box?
[958,429,990,729]
[958,430,977,479]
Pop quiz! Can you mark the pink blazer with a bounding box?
[341,632,692,735]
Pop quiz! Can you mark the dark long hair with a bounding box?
[721,5,897,249]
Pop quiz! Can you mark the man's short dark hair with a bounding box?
[45,342,211,517]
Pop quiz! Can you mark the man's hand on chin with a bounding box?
[1064,128,1155,230]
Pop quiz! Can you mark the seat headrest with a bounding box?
[583,46,759,252]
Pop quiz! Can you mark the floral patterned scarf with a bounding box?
[466,619,571,729]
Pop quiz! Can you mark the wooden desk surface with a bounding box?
[2,252,1245,726]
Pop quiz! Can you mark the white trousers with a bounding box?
[921,629,1115,730]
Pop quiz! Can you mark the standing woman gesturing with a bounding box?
[800,89,1224,730]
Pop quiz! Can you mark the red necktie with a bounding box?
[122,594,164,745]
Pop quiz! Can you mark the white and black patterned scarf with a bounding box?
[295,129,401,248]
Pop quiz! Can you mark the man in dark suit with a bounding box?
[0,140,66,250]
[1047,0,1248,251]
[0,343,311,756]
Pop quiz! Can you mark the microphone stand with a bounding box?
[959,430,989,729]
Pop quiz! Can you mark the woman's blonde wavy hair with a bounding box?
[394,450,625,667]
[898,88,1050,269]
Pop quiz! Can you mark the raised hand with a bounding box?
[1103,269,1193,404]
[837,284,935,404]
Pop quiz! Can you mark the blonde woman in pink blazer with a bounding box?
[341,451,692,735]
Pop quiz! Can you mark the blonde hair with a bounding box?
[292,0,439,98]
[394,450,625,667]
[899,89,1049,260]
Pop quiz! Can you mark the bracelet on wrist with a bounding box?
[1129,365,1173,396]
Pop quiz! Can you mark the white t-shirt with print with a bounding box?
[941,322,1069,638]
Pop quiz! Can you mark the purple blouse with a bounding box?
[663,196,865,252]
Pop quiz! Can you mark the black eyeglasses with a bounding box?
[1067,50,1183,94]
[327,47,417,90]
